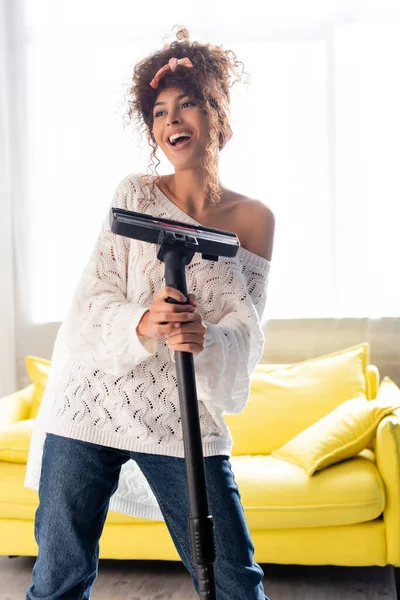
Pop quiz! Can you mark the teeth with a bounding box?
[168,132,193,144]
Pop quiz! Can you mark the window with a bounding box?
[25,3,400,322]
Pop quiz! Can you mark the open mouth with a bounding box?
[168,134,193,149]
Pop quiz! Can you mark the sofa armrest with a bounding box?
[0,384,34,429]
[374,408,400,566]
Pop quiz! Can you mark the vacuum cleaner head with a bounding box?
[109,208,240,262]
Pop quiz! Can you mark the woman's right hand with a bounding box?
[136,286,197,340]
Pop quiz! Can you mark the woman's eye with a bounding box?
[154,101,194,118]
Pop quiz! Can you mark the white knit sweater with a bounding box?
[24,172,271,521]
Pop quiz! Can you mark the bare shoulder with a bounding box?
[236,196,275,261]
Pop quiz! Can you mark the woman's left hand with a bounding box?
[166,294,207,355]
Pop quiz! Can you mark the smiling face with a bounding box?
[151,87,211,168]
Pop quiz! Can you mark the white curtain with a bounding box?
[2,0,400,391]
[0,0,19,396]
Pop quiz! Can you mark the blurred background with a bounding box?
[1,0,399,394]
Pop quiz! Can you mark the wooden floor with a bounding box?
[0,556,397,599]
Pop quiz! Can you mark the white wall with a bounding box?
[15,318,400,391]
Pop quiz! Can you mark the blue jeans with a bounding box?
[26,433,270,599]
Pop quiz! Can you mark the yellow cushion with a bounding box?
[0,448,384,530]
[0,385,34,427]
[225,343,370,455]
[271,377,400,476]
[25,355,51,419]
[0,419,35,464]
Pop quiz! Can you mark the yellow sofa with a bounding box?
[1,343,400,567]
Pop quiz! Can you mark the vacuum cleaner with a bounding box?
[110,207,240,599]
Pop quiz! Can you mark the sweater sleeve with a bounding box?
[170,257,271,416]
[63,176,158,377]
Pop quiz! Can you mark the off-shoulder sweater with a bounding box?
[24,172,271,520]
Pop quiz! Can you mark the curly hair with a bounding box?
[124,25,250,207]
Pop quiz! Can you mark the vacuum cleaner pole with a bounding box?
[110,208,240,599]
[163,246,217,598]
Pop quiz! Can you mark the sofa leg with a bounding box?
[8,555,19,559]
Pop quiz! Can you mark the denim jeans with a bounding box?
[26,433,270,600]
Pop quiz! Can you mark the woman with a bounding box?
[25,25,275,600]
